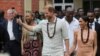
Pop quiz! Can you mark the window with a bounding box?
[65,0,73,3]
[54,0,63,3]
[55,6,62,11]
[53,0,74,11]
[65,5,72,9]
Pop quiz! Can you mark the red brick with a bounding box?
[0,0,40,17]
[32,0,39,12]
[0,0,24,18]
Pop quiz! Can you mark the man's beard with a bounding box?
[89,19,94,23]
[46,16,51,19]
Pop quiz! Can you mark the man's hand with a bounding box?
[64,51,69,56]
[16,17,34,31]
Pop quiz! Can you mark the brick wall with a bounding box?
[0,0,40,17]
[32,0,39,12]
[0,0,24,17]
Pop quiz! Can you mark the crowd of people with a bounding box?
[0,4,100,56]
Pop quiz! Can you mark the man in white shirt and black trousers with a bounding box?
[17,4,69,56]
[63,7,79,56]
[4,9,22,56]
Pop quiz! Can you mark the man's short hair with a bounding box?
[65,7,74,12]
[87,10,95,15]
[45,4,55,13]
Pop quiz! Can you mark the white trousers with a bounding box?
[42,52,64,56]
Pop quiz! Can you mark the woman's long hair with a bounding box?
[80,16,90,43]
[80,16,90,29]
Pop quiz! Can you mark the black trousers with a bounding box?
[96,50,100,56]
[5,40,21,56]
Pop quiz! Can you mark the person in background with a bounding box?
[94,8,100,24]
[87,11,100,56]
[0,9,6,26]
[0,24,9,52]
[35,11,40,19]
[70,16,97,56]
[63,7,79,56]
[21,12,42,56]
[34,11,41,23]
[75,8,85,20]
[40,12,46,20]
[62,10,66,16]
[4,9,22,56]
[0,9,9,52]
[32,12,41,24]
[0,25,10,56]
[57,10,64,19]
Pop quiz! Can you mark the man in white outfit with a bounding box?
[17,4,69,56]
[63,7,79,56]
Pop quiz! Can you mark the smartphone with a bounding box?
[16,15,24,22]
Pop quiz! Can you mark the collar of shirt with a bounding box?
[94,18,97,22]
[63,16,79,25]
[94,17,100,21]
[8,19,13,22]
[89,21,95,30]
[63,16,76,22]
[71,17,77,22]
[89,21,95,25]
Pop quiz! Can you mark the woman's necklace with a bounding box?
[81,28,90,44]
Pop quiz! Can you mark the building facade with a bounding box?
[0,0,100,15]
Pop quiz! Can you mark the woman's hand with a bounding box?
[17,18,23,25]
[21,49,25,55]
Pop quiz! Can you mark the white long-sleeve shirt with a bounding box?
[62,17,79,51]
[32,17,69,56]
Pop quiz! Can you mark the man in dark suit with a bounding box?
[0,24,9,52]
[0,9,5,26]
[0,9,10,53]
[4,9,22,56]
[87,11,100,56]
[94,8,100,24]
